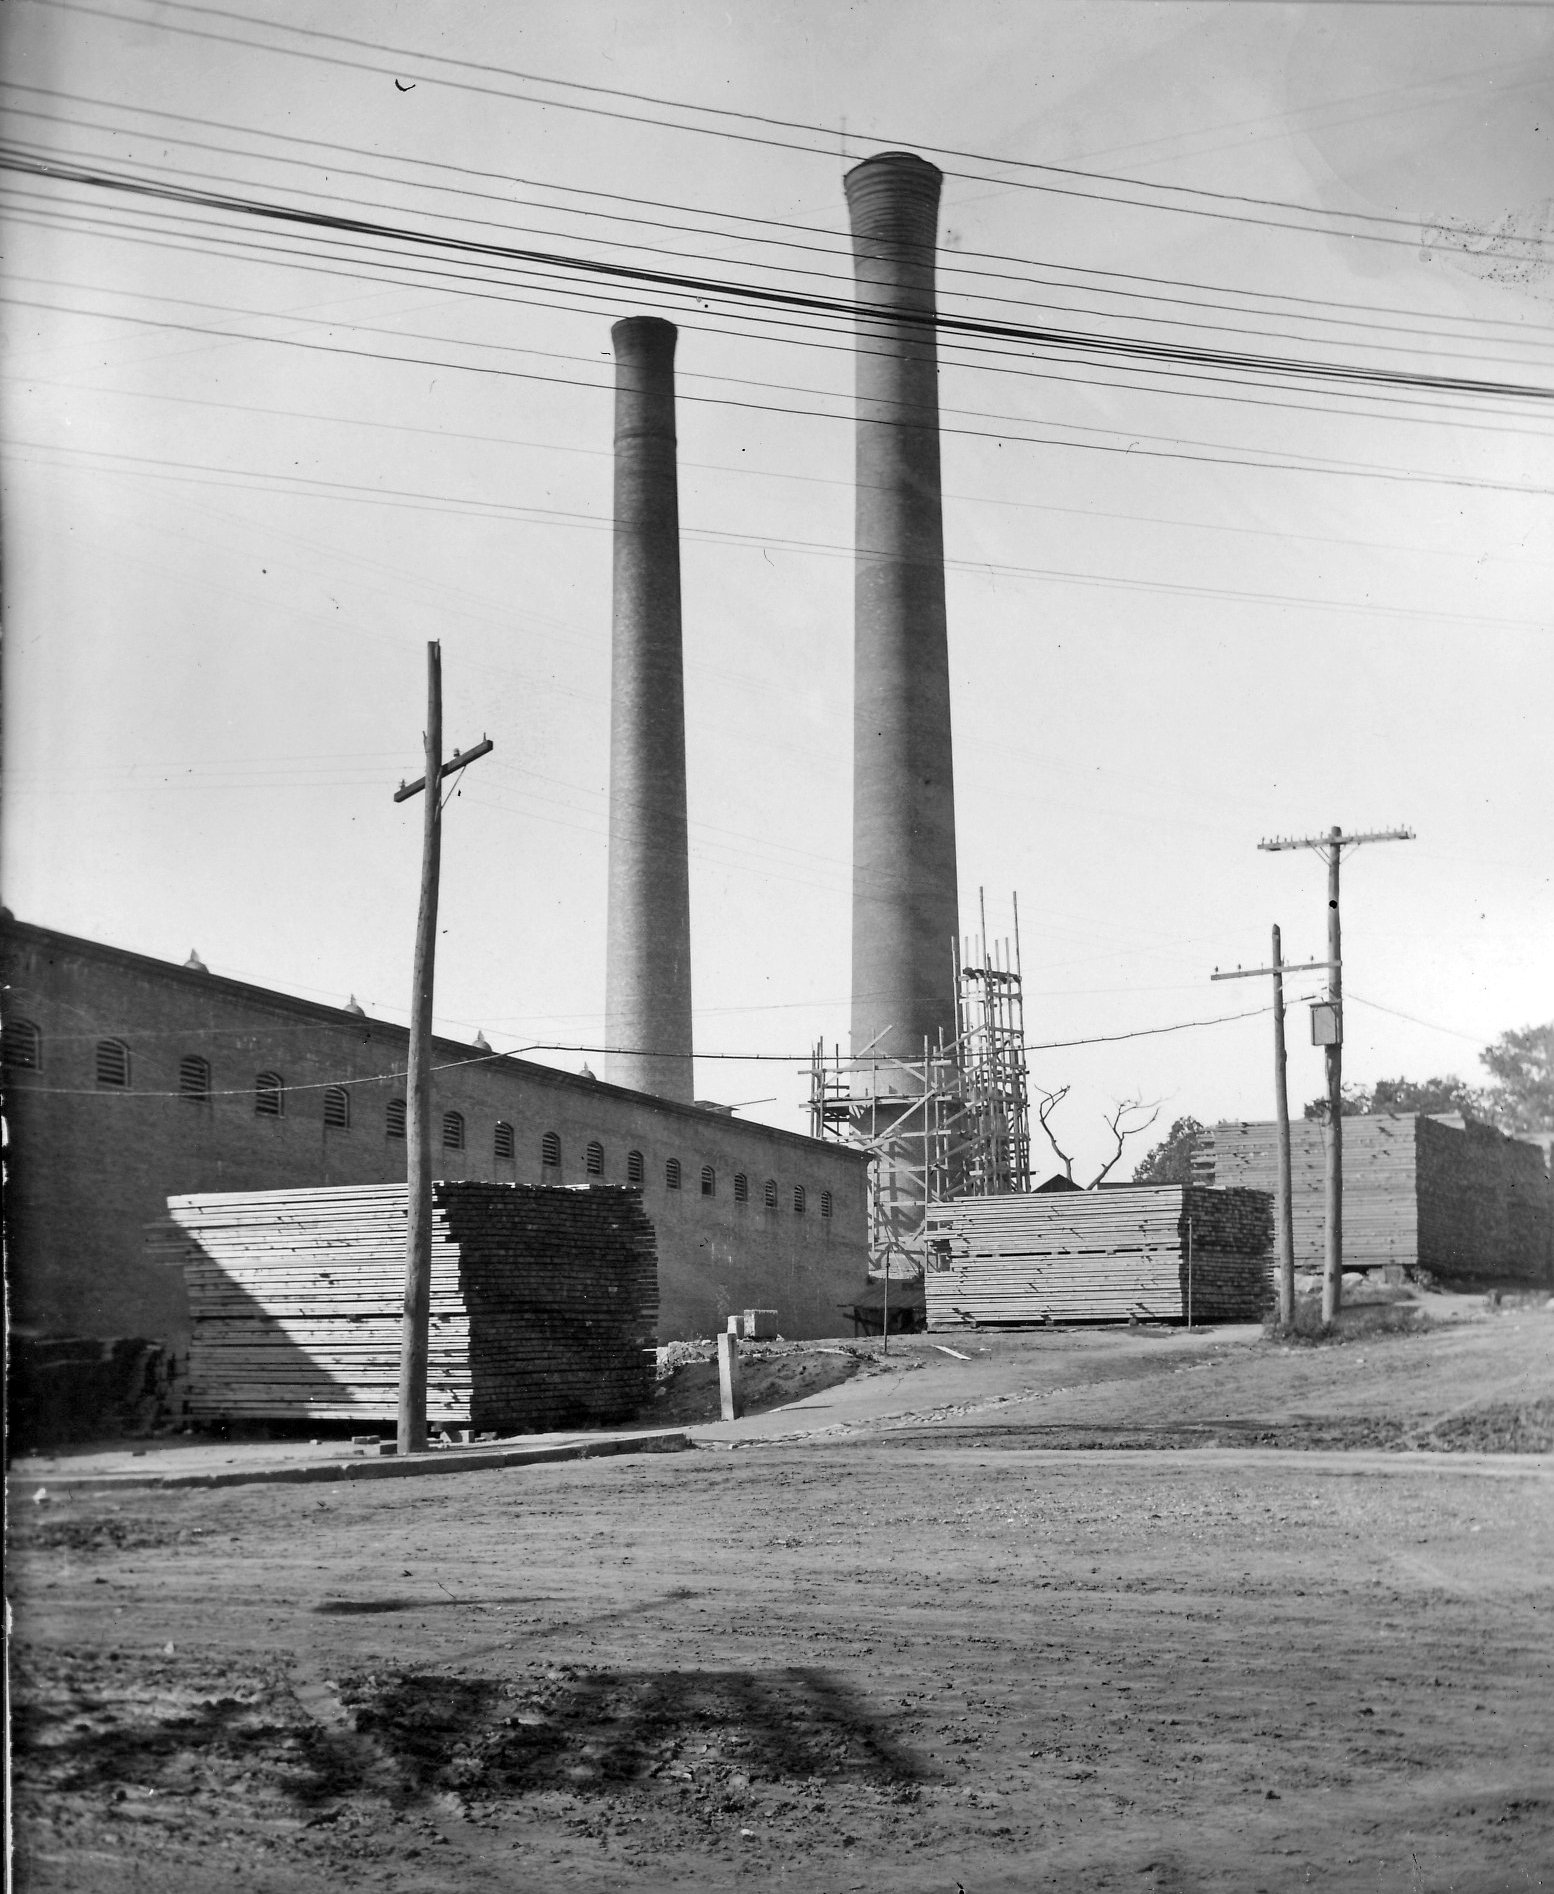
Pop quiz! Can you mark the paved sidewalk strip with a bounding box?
[15,1427,693,1493]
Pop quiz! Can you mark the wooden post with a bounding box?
[1323,827,1343,1327]
[398,641,442,1456]
[1271,924,1296,1328]
[717,1330,742,1421]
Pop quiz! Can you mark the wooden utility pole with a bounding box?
[1258,825,1413,1324]
[1270,925,1296,1327]
[392,643,492,1454]
[1212,925,1323,1327]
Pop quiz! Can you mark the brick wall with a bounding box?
[1,921,870,1347]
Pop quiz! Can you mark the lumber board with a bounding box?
[161,1180,660,1427]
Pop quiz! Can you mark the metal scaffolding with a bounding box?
[811,895,1032,1280]
[955,893,1033,1199]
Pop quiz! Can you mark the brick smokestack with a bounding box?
[845,151,959,1065]
[605,316,694,1103]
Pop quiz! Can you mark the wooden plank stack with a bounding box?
[1201,1113,1551,1284]
[1199,1116,1417,1272]
[923,1185,1272,1327]
[156,1182,658,1427]
[1414,1116,1551,1284]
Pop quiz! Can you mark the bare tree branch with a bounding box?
[1034,1084,1075,1181]
[1089,1097,1162,1187]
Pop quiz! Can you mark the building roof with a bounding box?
[0,917,868,1166]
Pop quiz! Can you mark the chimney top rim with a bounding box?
[844,149,944,184]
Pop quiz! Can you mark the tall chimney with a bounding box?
[845,152,959,1066]
[604,315,694,1102]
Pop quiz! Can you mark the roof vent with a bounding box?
[578,1063,597,1080]
[184,949,208,972]
[473,1029,492,1052]
[344,994,366,1016]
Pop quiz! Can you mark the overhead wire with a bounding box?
[6,78,1542,350]
[5,998,1279,1096]
[10,196,1546,445]
[5,147,1548,407]
[40,0,1554,258]
[5,105,1549,371]
[17,434,1546,634]
[15,370,1545,567]
[10,294,1547,500]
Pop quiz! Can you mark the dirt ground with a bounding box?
[10,1302,1554,1893]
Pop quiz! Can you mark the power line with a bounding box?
[7,148,1548,406]
[9,78,1539,348]
[12,198,1542,441]
[9,103,1549,371]
[20,435,1550,626]
[19,369,1538,563]
[43,0,1554,258]
[6,998,1278,1096]
[11,318,1545,498]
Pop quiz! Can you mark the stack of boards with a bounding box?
[157,1181,658,1428]
[924,1185,1272,1328]
[1199,1113,1550,1283]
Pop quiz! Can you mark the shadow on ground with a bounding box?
[12,1648,933,1823]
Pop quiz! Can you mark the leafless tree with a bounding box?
[1034,1085,1075,1180]
[1035,1087,1161,1188]
[1090,1098,1162,1186]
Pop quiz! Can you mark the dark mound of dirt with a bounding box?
[643,1344,869,1424]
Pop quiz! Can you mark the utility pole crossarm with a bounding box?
[1211,961,1333,981]
[393,737,494,803]
[1258,827,1414,857]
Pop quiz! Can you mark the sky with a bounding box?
[2,0,1550,1181]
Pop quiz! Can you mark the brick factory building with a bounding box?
[0,918,870,1357]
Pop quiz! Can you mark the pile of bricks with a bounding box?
[160,1181,657,1429]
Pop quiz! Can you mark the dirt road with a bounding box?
[11,1308,1553,1892]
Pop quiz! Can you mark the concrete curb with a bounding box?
[13,1428,694,1493]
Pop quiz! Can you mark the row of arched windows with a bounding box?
[542,1133,831,1216]
[1,1020,835,1212]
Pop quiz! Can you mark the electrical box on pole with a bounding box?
[1309,1002,1341,1047]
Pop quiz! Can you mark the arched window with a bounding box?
[96,1039,130,1088]
[626,1149,644,1186]
[793,1184,806,1214]
[541,1130,561,1169]
[665,1157,682,1191]
[442,1111,464,1151]
[494,1121,515,1160]
[733,1172,749,1204]
[324,1086,351,1129]
[178,1054,211,1100]
[585,1139,605,1177]
[763,1177,778,1210]
[386,1098,406,1139]
[2,1019,41,1070]
[254,1071,284,1117]
[700,1165,716,1198]
[820,1189,834,1219]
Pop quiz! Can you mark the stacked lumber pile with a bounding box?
[923,1185,1271,1327]
[1202,1113,1551,1283]
[1200,1115,1416,1271]
[158,1182,657,1427]
[437,1184,658,1431]
[1415,1117,1551,1284]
